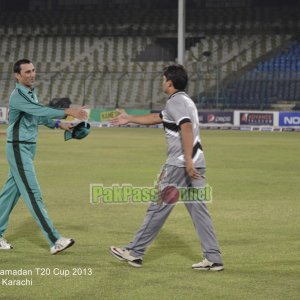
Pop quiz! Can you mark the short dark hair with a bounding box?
[163,64,188,90]
[13,59,32,73]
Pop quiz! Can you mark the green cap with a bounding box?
[64,122,91,141]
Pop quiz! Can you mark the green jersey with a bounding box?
[7,83,65,143]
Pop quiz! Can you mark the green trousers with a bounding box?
[0,142,60,246]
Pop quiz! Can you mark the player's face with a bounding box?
[15,63,36,89]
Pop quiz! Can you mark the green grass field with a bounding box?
[0,126,299,300]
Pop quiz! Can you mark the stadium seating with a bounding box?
[0,5,299,109]
[220,40,300,109]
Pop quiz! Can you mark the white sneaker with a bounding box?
[192,258,224,271]
[110,246,143,268]
[50,237,75,255]
[0,237,13,250]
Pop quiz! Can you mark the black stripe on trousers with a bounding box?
[12,113,57,244]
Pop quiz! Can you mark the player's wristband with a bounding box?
[55,119,61,129]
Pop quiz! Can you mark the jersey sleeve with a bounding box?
[167,98,191,126]
[11,89,65,119]
[38,117,56,128]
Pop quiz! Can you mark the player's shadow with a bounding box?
[8,217,89,249]
[7,218,47,250]
[54,222,89,232]
[146,228,199,263]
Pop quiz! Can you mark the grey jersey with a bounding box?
[160,91,205,168]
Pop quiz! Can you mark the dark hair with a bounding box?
[163,64,188,90]
[13,59,32,73]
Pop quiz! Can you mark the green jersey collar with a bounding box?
[16,83,36,95]
[16,83,38,102]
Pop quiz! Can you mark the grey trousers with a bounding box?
[125,164,223,264]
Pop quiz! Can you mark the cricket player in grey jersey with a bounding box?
[110,64,223,271]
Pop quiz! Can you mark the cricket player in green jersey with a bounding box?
[0,59,87,254]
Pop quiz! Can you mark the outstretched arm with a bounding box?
[112,109,162,126]
[11,91,87,120]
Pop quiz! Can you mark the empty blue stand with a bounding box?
[221,40,300,108]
